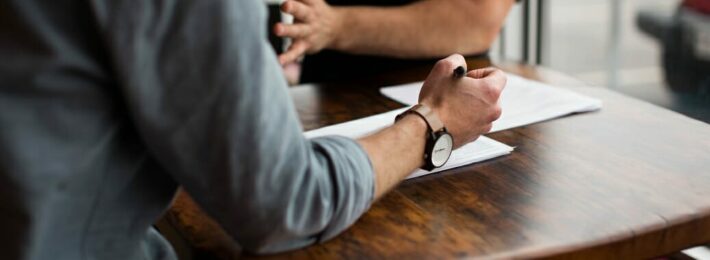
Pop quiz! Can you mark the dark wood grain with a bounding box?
[159,58,710,259]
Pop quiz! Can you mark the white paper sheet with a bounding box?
[305,109,514,179]
[380,74,603,132]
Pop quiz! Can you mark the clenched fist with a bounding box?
[419,54,506,148]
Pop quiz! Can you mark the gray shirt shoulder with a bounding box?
[0,0,375,258]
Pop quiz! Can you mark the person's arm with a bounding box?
[360,115,427,198]
[275,0,515,64]
[361,56,506,198]
[93,0,503,254]
[93,0,375,253]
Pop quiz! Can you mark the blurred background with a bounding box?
[269,0,709,123]
[493,2,710,257]
[491,0,710,124]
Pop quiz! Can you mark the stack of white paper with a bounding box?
[305,109,514,179]
[379,74,603,132]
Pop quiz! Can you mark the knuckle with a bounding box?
[294,25,304,35]
[482,123,493,134]
[435,58,455,72]
[452,54,466,65]
[305,26,316,36]
[499,72,508,89]
[281,1,292,12]
[481,84,498,101]
[483,82,503,101]
[465,134,480,145]
[283,26,293,35]
[491,69,507,88]
[490,105,502,121]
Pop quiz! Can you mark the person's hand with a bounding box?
[418,54,506,148]
[274,0,342,65]
[281,61,301,85]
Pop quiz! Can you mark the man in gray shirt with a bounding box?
[0,0,505,259]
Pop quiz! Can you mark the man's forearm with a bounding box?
[332,0,514,58]
[358,114,428,199]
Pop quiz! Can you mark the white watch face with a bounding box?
[431,133,453,167]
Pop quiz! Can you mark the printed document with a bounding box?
[303,74,600,179]
[305,109,514,179]
[380,74,603,132]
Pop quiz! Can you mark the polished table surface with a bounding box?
[159,58,710,259]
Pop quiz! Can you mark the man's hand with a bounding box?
[419,54,506,148]
[274,0,342,65]
[358,54,505,198]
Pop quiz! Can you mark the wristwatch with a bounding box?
[395,104,454,171]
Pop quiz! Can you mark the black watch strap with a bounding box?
[395,104,453,170]
[395,104,445,133]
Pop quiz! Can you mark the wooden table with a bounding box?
[158,58,710,259]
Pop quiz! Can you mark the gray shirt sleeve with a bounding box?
[90,0,375,253]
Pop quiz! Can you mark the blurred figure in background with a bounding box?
[274,0,516,83]
[637,0,710,93]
